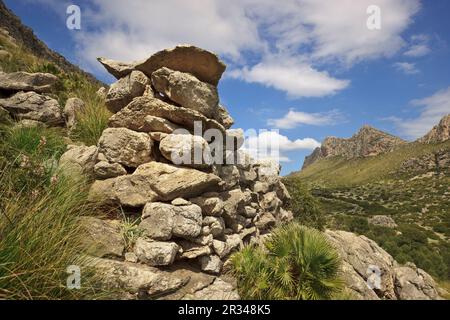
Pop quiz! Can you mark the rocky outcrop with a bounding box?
[368,215,397,229]
[303,126,407,169]
[0,71,58,93]
[325,230,442,300]
[0,91,64,126]
[398,147,450,175]
[79,45,292,300]
[418,114,450,144]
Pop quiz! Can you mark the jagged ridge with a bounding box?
[303,125,406,169]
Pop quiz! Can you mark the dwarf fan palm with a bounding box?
[230,223,342,300]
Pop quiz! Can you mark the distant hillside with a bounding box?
[288,116,450,282]
[303,125,406,169]
[0,0,101,86]
[294,140,450,187]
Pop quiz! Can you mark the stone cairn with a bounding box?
[61,45,293,299]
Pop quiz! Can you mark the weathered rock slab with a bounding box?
[98,127,153,168]
[0,91,63,125]
[0,71,58,93]
[152,67,218,118]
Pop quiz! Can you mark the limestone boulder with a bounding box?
[369,215,398,229]
[79,217,124,258]
[143,115,181,133]
[0,71,58,93]
[140,202,203,240]
[98,127,153,168]
[217,165,240,190]
[255,212,276,231]
[109,96,225,134]
[214,104,234,129]
[183,278,240,300]
[190,193,224,217]
[89,257,189,297]
[220,189,251,220]
[97,57,136,79]
[178,241,212,260]
[199,255,223,274]
[89,162,221,207]
[393,265,441,300]
[159,133,212,168]
[134,238,180,266]
[134,162,221,201]
[152,67,219,118]
[105,70,149,113]
[135,45,226,86]
[325,230,442,300]
[93,161,127,179]
[59,145,98,175]
[202,216,225,238]
[88,175,159,207]
[0,91,63,126]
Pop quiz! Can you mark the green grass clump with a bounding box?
[0,125,66,194]
[69,80,111,146]
[0,122,108,299]
[0,172,104,299]
[230,223,342,300]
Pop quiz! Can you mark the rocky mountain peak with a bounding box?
[417,114,450,144]
[303,125,406,169]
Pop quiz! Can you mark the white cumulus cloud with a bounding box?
[389,86,450,139]
[393,62,420,74]
[28,0,421,97]
[242,130,320,163]
[268,109,342,129]
[229,58,350,98]
[404,34,431,57]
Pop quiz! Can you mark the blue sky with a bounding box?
[5,0,450,175]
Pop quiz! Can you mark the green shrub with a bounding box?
[283,177,325,230]
[230,223,342,300]
[348,217,370,234]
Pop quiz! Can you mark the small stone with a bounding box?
[171,198,191,206]
[199,255,223,274]
[94,161,127,179]
[134,238,179,266]
[125,252,138,263]
[105,70,149,113]
[203,216,225,238]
